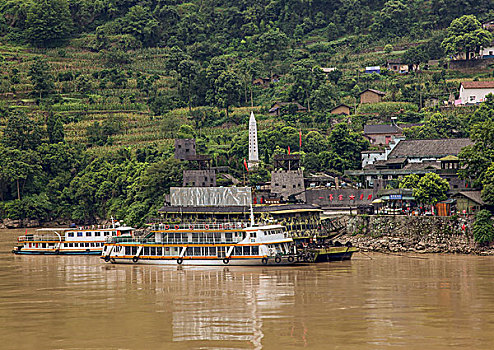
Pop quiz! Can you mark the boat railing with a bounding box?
[17,234,63,242]
[148,222,251,231]
[106,236,244,245]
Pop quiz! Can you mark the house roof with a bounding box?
[461,81,494,89]
[388,138,473,159]
[330,104,351,111]
[360,89,386,96]
[454,191,484,205]
[364,124,401,134]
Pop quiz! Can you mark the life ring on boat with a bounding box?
[275,256,282,264]
[174,225,179,230]
[132,256,139,263]
[164,225,169,230]
[205,224,209,230]
[288,256,294,263]
[177,258,183,265]
[223,258,230,265]
[189,225,194,230]
[225,224,230,229]
[261,257,268,265]
[104,255,111,262]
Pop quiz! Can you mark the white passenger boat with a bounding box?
[101,222,296,266]
[12,226,134,255]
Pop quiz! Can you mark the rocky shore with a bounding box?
[338,214,494,255]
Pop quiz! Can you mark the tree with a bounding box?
[28,58,54,98]
[402,46,429,68]
[413,173,449,205]
[399,174,420,189]
[257,28,289,76]
[24,0,73,47]
[46,113,64,144]
[441,15,493,60]
[327,123,369,171]
[472,209,494,244]
[212,70,242,118]
[177,59,199,111]
[2,110,42,150]
[120,5,160,47]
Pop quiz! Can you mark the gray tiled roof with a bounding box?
[364,124,400,134]
[388,139,473,159]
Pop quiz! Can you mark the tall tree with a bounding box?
[28,58,54,98]
[441,15,493,60]
[24,0,73,47]
[212,70,242,118]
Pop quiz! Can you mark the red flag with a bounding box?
[288,146,291,155]
[243,159,249,172]
[462,223,466,231]
[299,130,302,148]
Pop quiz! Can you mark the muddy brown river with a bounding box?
[1,228,494,349]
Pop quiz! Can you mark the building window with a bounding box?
[470,96,476,102]
[86,232,92,237]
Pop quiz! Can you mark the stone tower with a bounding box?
[248,111,259,169]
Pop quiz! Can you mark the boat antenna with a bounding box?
[250,202,255,227]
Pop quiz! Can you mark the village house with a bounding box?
[458,81,494,104]
[483,20,494,31]
[345,138,474,190]
[363,124,403,146]
[359,89,386,104]
[269,101,307,116]
[330,104,351,116]
[453,191,485,214]
[480,40,494,58]
[386,59,409,73]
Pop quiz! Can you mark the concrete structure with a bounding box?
[359,89,386,104]
[174,139,196,160]
[183,170,216,187]
[458,81,494,104]
[363,124,403,145]
[271,169,306,202]
[330,104,351,116]
[248,111,259,169]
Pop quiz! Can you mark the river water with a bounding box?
[2,228,494,349]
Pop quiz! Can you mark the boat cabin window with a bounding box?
[143,247,150,255]
[68,232,74,237]
[104,232,110,236]
[42,243,47,248]
[252,246,259,255]
[225,232,233,242]
[95,232,101,236]
[250,231,256,238]
[77,232,83,237]
[86,232,92,237]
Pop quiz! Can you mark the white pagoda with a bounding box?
[248,111,259,169]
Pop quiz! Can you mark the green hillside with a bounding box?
[1,0,494,226]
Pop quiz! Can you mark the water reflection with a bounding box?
[2,228,494,349]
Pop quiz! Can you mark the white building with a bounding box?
[459,81,494,104]
[248,111,259,169]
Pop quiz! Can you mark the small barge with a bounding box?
[12,226,134,255]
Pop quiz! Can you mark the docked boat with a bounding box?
[12,225,134,255]
[101,222,296,266]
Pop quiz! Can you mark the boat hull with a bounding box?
[12,248,102,255]
[101,256,295,266]
[309,247,358,263]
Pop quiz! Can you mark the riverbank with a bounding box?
[339,214,494,255]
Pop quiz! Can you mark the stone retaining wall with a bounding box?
[338,215,494,255]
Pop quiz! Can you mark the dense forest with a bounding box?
[0,0,494,226]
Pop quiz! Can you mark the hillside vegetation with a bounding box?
[1,0,494,225]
